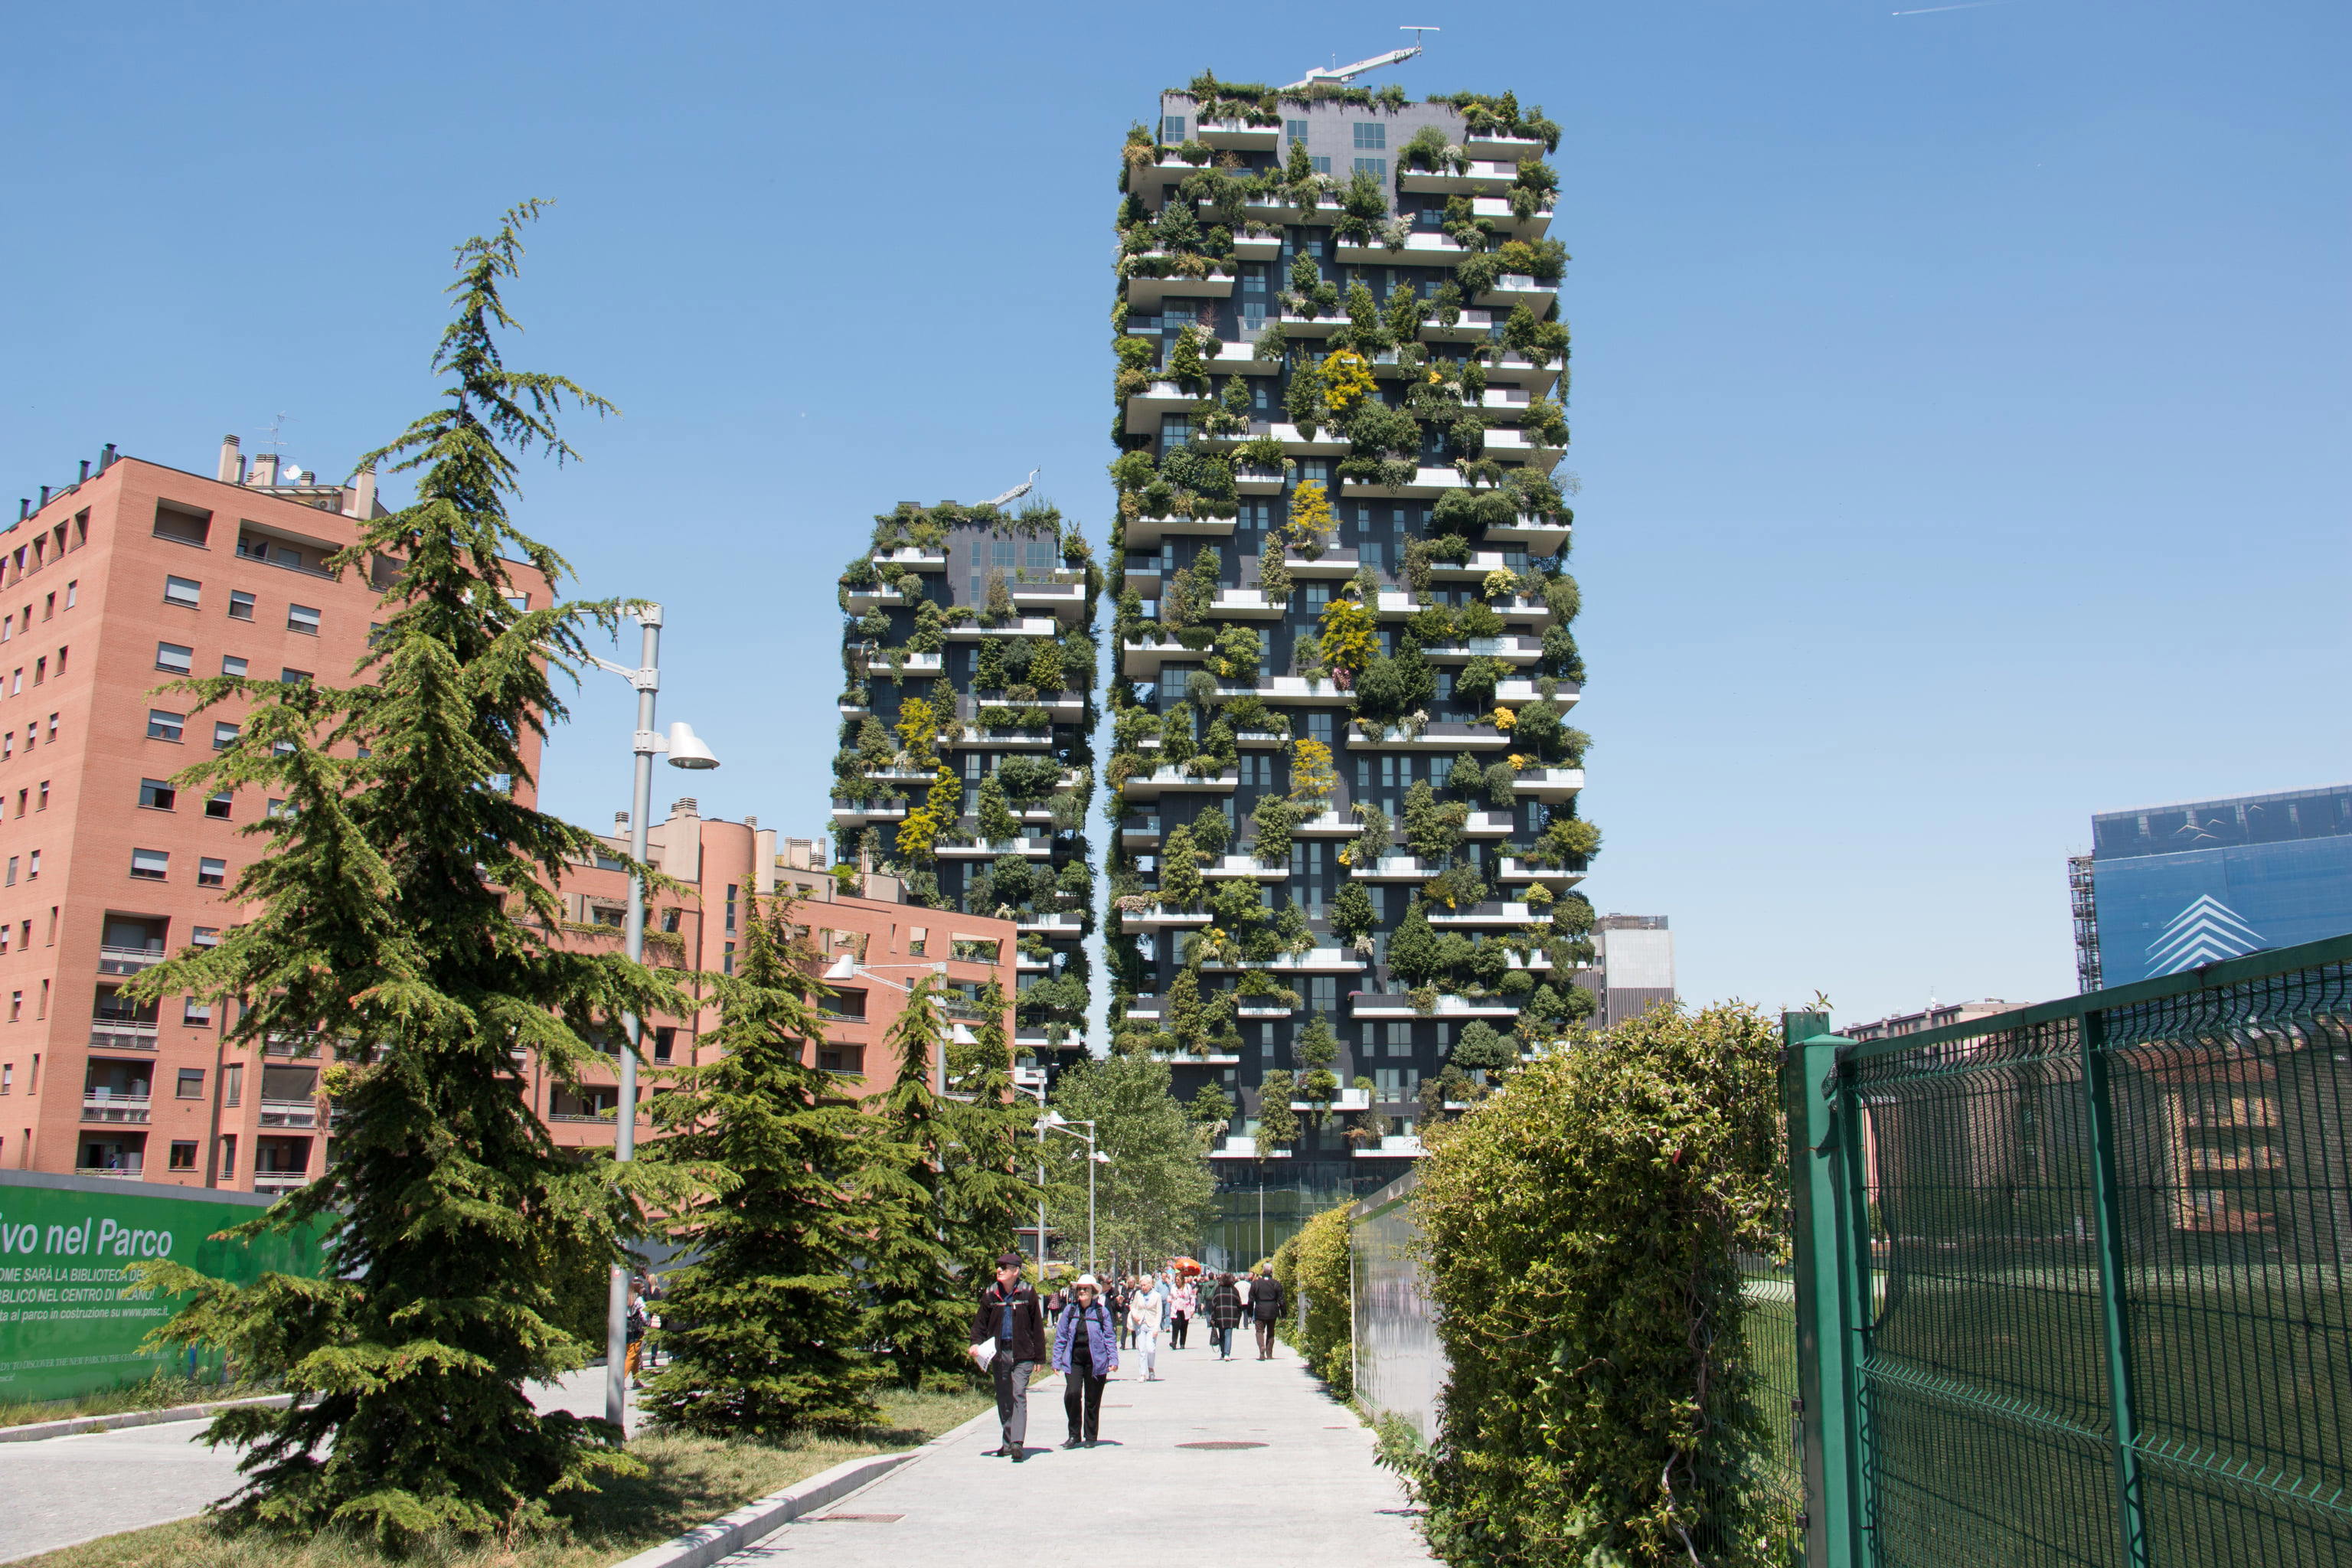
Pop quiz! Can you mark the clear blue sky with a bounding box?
[4,1,2344,1026]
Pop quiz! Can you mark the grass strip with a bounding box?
[12,1387,988,1568]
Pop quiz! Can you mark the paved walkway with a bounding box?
[0,1367,627,1564]
[717,1336,1432,1566]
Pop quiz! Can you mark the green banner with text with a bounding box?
[0,1171,328,1403]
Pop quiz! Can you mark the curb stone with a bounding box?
[609,1405,998,1568]
[0,1393,292,1444]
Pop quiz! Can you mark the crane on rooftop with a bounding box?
[1282,27,1438,92]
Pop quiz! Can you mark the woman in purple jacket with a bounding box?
[1052,1274,1120,1448]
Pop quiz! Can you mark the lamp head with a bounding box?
[665,720,720,770]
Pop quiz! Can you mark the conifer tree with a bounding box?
[639,897,878,1435]
[860,977,972,1387]
[127,204,689,1544]
[944,988,1042,1271]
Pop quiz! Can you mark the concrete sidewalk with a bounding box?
[710,1336,1432,1566]
[0,1366,632,1564]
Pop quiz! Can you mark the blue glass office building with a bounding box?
[2084,785,2352,986]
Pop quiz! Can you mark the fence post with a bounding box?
[1785,1011,1867,1568]
[2079,1008,2152,1568]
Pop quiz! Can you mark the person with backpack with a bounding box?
[1052,1274,1120,1447]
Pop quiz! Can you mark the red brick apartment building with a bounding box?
[535,812,1022,1153]
[1,433,1018,1191]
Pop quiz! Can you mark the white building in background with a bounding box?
[1592,914,1675,1028]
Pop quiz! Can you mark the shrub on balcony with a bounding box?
[1256,1070,1302,1155]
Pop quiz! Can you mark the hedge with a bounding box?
[1402,1001,1784,1566]
[1270,1200,1355,1397]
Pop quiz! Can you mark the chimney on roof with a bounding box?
[99,443,116,473]
[15,502,26,522]
[38,487,50,508]
[78,461,90,483]
[346,465,377,519]
[217,435,242,485]
[614,811,629,831]
[248,451,279,488]
[670,798,699,819]
[742,815,757,830]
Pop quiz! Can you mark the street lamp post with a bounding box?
[583,605,720,1432]
[1039,1110,1104,1274]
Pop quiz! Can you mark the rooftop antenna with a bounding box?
[257,412,292,453]
[1282,28,1432,91]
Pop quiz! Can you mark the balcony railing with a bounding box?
[251,1172,307,1192]
[89,1020,159,1051]
[259,1098,320,1129]
[82,1095,152,1123]
[96,946,165,975]
[76,1164,145,1179]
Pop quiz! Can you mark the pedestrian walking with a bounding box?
[971,1253,1047,1462]
[1053,1273,1119,1447]
[623,1279,649,1387]
[1129,1272,1165,1381]
[1110,1276,1132,1349]
[1250,1267,1285,1360]
[1170,1276,1195,1350]
[1208,1272,1244,1361]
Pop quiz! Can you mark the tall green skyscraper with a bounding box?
[1104,72,1598,1198]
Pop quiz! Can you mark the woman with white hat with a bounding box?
[1051,1273,1120,1447]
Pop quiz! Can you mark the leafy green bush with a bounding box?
[1272,1201,1355,1395]
[1406,1003,1785,1566]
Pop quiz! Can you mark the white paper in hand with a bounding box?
[972,1339,998,1370]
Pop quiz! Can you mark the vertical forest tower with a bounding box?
[1104,75,1599,1192]
[832,498,1102,1061]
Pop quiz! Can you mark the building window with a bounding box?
[1352,122,1387,151]
[139,778,176,811]
[218,1134,236,1174]
[1161,114,1186,142]
[25,851,37,880]
[64,581,76,608]
[660,907,681,933]
[1285,118,1309,145]
[725,885,739,934]
[1310,155,1332,175]
[185,997,213,1026]
[0,1064,9,1093]
[1353,157,1387,181]
[44,714,54,743]
[7,992,17,1021]
[652,1026,676,1063]
[286,604,321,635]
[722,942,736,976]
[205,792,231,820]
[818,1044,865,1075]
[198,857,226,887]
[228,590,255,621]
[221,655,247,677]
[193,926,219,947]
[130,848,168,880]
[280,668,312,684]
[2,858,11,887]
[155,642,193,675]
[168,1140,198,1171]
[212,721,239,750]
[163,577,201,609]
[176,1068,206,1099]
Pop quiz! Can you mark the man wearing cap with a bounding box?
[972,1252,1047,1460]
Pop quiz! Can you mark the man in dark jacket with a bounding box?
[972,1252,1047,1461]
[1250,1267,1285,1360]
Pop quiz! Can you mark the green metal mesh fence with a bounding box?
[1805,936,2352,1566]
